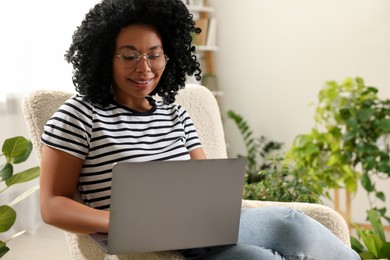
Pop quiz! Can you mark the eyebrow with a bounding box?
[117,45,163,52]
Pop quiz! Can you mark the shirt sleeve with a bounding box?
[41,96,93,160]
[177,105,202,152]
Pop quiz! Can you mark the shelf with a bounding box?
[186,5,214,13]
[196,45,218,52]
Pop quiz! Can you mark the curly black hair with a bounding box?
[65,0,201,107]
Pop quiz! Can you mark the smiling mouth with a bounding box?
[129,78,153,84]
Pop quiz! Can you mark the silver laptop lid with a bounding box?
[107,158,246,254]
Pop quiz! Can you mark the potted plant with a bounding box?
[0,136,40,258]
[227,110,322,203]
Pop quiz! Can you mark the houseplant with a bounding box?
[287,77,390,218]
[227,110,322,203]
[286,77,390,258]
[229,77,390,257]
[0,136,40,258]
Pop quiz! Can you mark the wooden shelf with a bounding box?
[186,5,214,13]
[196,45,218,52]
[186,1,220,98]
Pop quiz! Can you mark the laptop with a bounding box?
[89,158,246,255]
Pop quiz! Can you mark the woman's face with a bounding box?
[112,24,166,109]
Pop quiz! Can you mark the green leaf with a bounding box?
[344,175,358,193]
[304,143,319,156]
[0,163,13,182]
[343,130,357,142]
[12,140,33,164]
[0,205,16,232]
[361,173,375,192]
[2,136,30,164]
[363,157,376,172]
[357,108,375,123]
[376,192,385,202]
[367,209,385,242]
[362,86,378,96]
[359,251,375,258]
[345,117,358,129]
[360,232,380,257]
[0,243,10,258]
[340,108,351,120]
[378,242,390,258]
[378,119,390,133]
[378,161,390,174]
[350,236,365,253]
[5,166,40,187]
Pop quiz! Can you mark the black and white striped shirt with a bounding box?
[41,95,202,209]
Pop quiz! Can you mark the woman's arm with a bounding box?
[40,145,109,234]
[189,147,207,159]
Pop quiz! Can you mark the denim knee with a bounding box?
[191,244,285,260]
[238,206,360,260]
[238,206,305,246]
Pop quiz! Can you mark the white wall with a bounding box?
[0,0,100,236]
[0,0,100,98]
[210,0,390,223]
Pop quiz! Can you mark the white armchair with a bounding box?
[22,84,351,260]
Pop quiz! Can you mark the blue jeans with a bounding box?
[181,206,360,260]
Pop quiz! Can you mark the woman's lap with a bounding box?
[181,206,360,260]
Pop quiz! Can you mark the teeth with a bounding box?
[130,79,149,84]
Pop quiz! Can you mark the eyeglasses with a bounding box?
[115,51,169,70]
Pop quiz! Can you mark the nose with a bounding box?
[135,55,151,72]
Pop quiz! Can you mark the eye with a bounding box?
[148,52,163,60]
[121,52,139,61]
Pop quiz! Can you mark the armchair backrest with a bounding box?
[22,84,227,162]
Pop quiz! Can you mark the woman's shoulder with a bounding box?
[57,94,113,121]
[61,95,113,114]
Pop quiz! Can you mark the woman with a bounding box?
[40,0,359,259]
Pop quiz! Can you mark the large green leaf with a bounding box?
[0,163,13,182]
[5,166,40,187]
[0,205,16,232]
[12,140,32,164]
[367,209,385,242]
[359,231,380,258]
[2,136,30,164]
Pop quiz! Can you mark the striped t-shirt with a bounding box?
[41,95,202,209]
